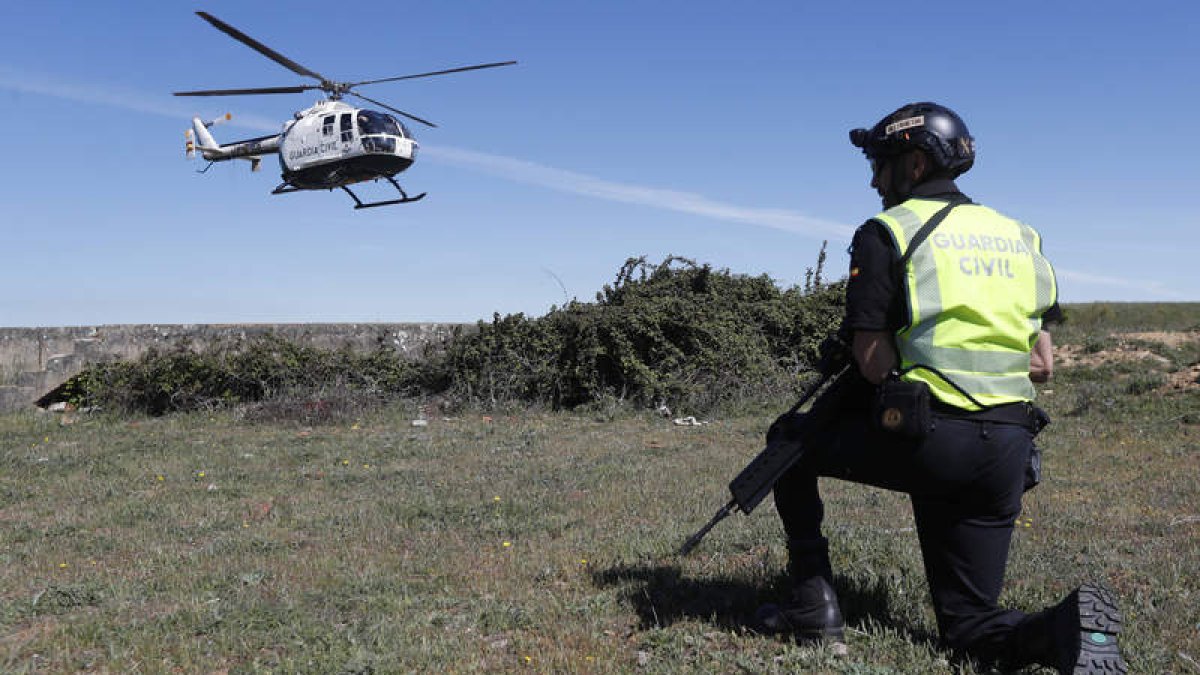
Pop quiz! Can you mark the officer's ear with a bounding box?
[908,151,930,183]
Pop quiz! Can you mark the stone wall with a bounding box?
[0,323,465,412]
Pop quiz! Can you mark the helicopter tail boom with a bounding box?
[187,115,281,167]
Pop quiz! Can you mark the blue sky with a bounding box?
[1,1,1196,327]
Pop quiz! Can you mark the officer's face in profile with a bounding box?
[870,158,893,200]
[870,157,903,208]
[871,151,928,208]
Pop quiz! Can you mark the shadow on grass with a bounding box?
[591,562,940,648]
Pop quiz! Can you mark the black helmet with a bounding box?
[849,102,975,177]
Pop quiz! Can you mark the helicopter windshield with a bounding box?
[357,110,409,138]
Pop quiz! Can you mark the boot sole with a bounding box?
[755,603,846,643]
[1072,583,1127,674]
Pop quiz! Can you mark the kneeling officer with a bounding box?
[761,102,1126,674]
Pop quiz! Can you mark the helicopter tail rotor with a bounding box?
[203,112,233,129]
[185,114,231,159]
[188,115,225,157]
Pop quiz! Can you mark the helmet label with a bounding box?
[885,115,925,136]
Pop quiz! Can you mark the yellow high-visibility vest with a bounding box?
[873,198,1058,410]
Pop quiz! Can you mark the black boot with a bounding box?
[1009,582,1127,674]
[1051,582,1127,674]
[757,537,845,642]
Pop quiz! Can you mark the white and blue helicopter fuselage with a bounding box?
[187,100,424,207]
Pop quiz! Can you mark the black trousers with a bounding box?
[773,404,1034,663]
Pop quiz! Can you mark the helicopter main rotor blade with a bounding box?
[348,91,438,128]
[174,85,319,97]
[348,61,517,87]
[196,11,329,84]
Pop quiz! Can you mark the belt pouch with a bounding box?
[874,378,932,440]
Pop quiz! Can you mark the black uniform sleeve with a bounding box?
[1042,302,1064,327]
[844,220,903,332]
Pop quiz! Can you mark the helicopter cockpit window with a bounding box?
[322,115,336,136]
[363,136,397,154]
[357,110,406,138]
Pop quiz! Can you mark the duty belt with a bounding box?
[931,400,1047,432]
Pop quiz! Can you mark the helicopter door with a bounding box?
[339,113,354,142]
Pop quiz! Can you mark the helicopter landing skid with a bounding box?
[343,176,426,209]
[271,182,302,194]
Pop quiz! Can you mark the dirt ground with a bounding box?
[1056,330,1200,393]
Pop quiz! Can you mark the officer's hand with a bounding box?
[767,411,808,444]
[815,333,851,376]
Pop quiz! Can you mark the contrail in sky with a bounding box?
[0,65,282,132]
[0,67,1181,299]
[424,146,853,239]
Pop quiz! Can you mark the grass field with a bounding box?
[2,305,1198,673]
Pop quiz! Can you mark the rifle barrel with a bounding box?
[675,364,851,556]
[677,500,736,556]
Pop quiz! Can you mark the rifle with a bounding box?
[677,364,851,556]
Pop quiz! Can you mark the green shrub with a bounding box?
[55,252,845,416]
[435,254,843,412]
[63,334,423,416]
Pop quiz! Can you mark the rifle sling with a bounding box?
[896,196,972,270]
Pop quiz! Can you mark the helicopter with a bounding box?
[175,11,515,209]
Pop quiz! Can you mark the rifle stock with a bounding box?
[677,365,851,556]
